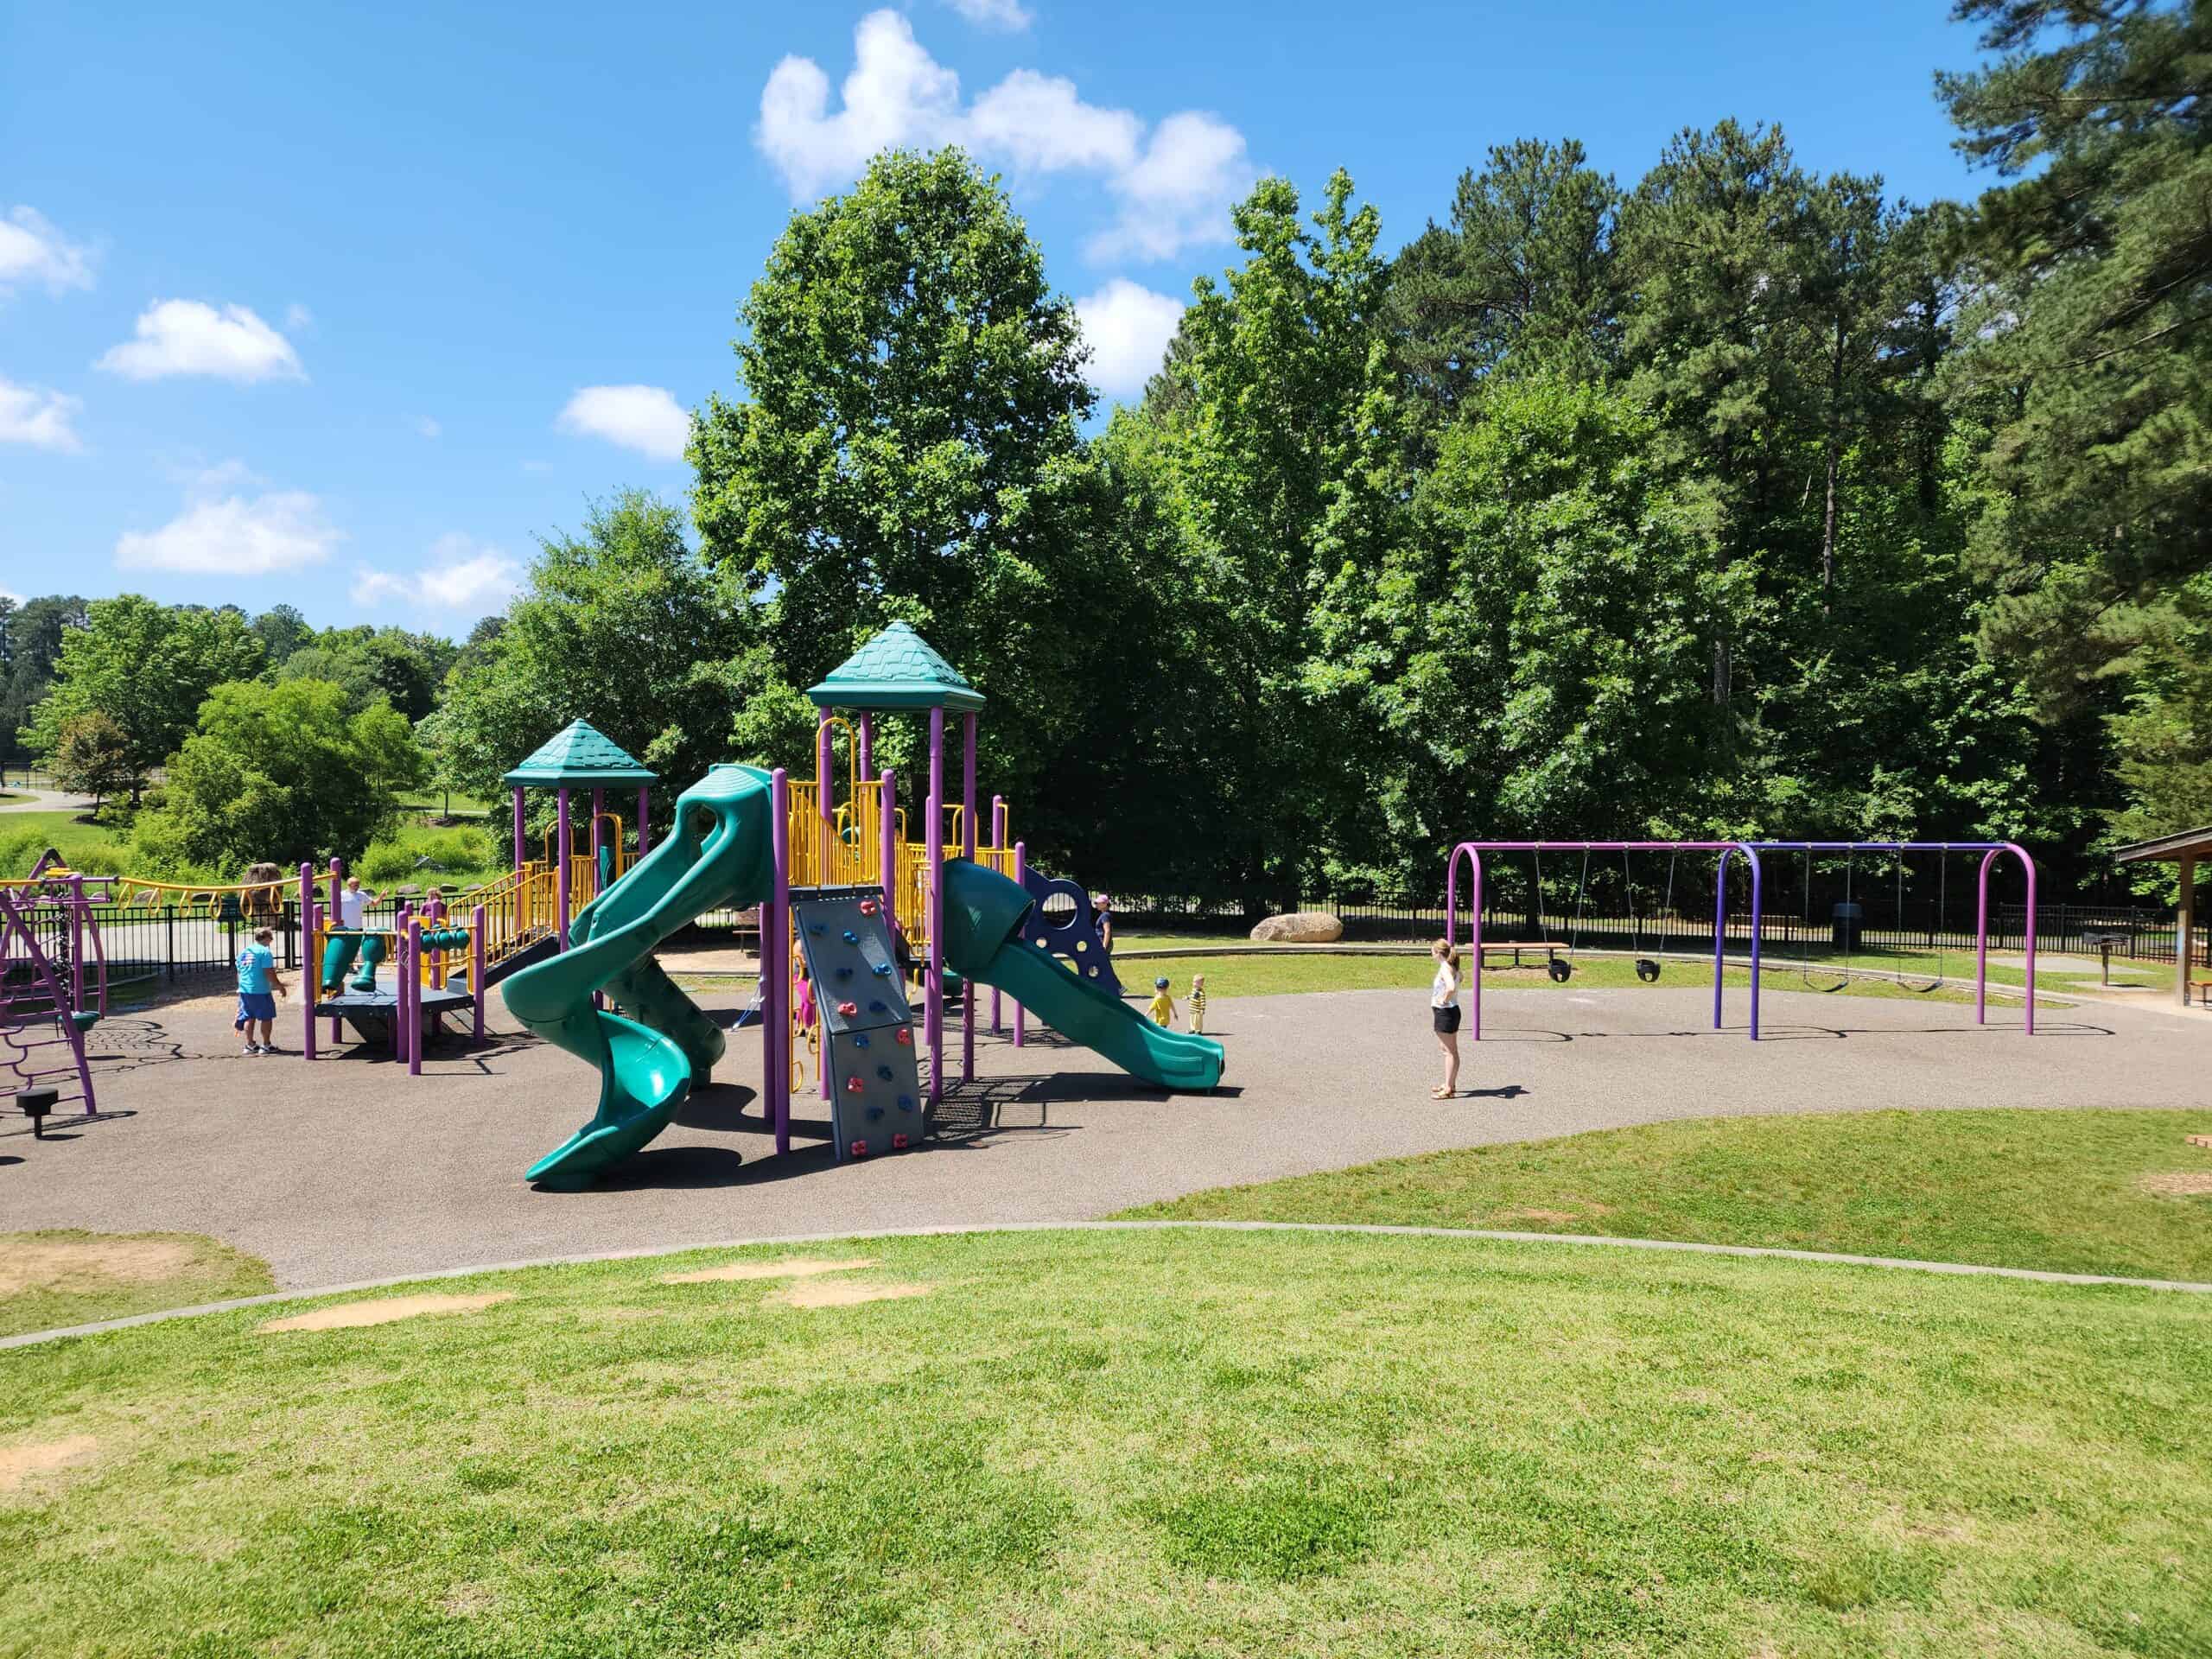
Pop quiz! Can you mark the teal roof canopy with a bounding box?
[806,621,985,714]
[502,720,658,786]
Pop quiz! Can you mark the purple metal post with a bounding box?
[879,768,898,927]
[962,710,977,1082]
[989,795,1006,1033]
[926,705,945,1104]
[768,768,791,1155]
[1975,843,2038,1034]
[328,857,346,1043]
[405,916,423,1077]
[637,785,650,856]
[392,901,410,1058]
[555,789,571,950]
[512,787,525,872]
[471,905,486,1039]
[816,709,832,821]
[1012,840,1027,1047]
[591,787,605,889]
[300,862,317,1063]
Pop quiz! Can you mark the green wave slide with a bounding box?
[500,764,775,1189]
[940,858,1225,1091]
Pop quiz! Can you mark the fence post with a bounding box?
[164,906,175,982]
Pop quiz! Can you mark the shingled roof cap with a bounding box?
[805,621,984,713]
[501,720,658,785]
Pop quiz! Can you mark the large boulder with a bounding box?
[1249,911,1344,944]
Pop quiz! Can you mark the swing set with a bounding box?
[1443,838,2038,1042]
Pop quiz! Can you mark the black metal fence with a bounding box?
[67,893,439,995]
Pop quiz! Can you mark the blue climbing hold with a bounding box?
[876,1065,893,1080]
[873,962,893,976]
[868,1000,887,1013]
[866,1105,885,1122]
[835,966,852,980]
[896,1095,915,1111]
[842,929,858,944]
[808,923,825,937]
[854,1033,871,1049]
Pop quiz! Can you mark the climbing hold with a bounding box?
[854,1033,871,1049]
[845,1076,865,1094]
[872,962,893,976]
[842,929,858,944]
[849,1141,868,1159]
[868,999,887,1013]
[836,1001,857,1017]
[859,899,879,916]
[876,1065,893,1080]
[808,924,825,936]
[892,1133,908,1150]
[896,1094,914,1111]
[894,1027,912,1046]
[835,966,853,980]
[866,1105,884,1122]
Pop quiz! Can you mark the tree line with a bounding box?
[17,2,2206,906]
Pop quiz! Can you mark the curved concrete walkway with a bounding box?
[0,785,95,813]
[5,981,2209,1291]
[9,1217,2206,1351]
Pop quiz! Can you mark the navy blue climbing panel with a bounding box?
[1020,867,1122,995]
[791,885,923,1162]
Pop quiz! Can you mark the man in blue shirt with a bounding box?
[235,925,289,1055]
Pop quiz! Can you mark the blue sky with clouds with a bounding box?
[3,0,1993,637]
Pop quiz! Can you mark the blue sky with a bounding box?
[2,0,1993,639]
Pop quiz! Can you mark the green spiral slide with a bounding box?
[500,763,775,1189]
[939,858,1225,1091]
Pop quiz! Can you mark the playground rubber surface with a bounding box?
[6,982,2209,1290]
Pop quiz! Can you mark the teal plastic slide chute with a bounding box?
[500,764,775,1189]
[938,857,1224,1091]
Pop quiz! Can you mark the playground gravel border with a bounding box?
[6,1217,2207,1351]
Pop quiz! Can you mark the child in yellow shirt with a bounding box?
[1147,976,1178,1027]
[1188,973,1207,1034]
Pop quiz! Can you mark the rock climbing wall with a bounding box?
[791,885,923,1162]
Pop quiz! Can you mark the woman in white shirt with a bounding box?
[1429,938,1461,1099]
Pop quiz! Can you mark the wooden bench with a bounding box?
[1474,940,1576,981]
[2191,974,2212,1007]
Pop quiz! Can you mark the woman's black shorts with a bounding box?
[1432,1003,1462,1034]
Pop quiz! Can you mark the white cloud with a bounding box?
[115,477,340,575]
[759,11,963,200]
[1091,112,1252,261]
[755,10,1249,262]
[969,70,1139,173]
[943,0,1033,29]
[556,384,690,462]
[0,378,86,453]
[95,299,305,384]
[416,416,442,439]
[284,302,314,332]
[353,532,522,616]
[1075,280,1183,397]
[0,207,94,298]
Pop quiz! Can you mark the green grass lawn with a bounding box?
[0,810,130,877]
[1126,1109,2212,1281]
[3,1228,2206,1657]
[0,1230,274,1338]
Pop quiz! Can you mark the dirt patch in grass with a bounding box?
[660,1256,877,1284]
[2136,1171,2212,1198]
[0,1435,99,1494]
[258,1293,512,1333]
[770,1279,932,1309]
[0,1236,200,1296]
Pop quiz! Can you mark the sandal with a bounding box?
[1430,1086,1452,1099]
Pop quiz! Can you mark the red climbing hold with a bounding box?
[845,1076,865,1094]
[859,899,879,916]
[892,1133,909,1150]
[836,1000,857,1017]
[849,1140,868,1159]
[893,1027,912,1046]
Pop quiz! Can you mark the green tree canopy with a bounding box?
[130,678,428,876]
[22,596,265,802]
[420,490,760,814]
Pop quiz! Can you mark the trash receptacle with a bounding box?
[1831,900,1863,952]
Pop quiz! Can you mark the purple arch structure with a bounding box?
[1444,840,2037,1041]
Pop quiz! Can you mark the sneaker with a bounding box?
[241,1044,259,1057]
